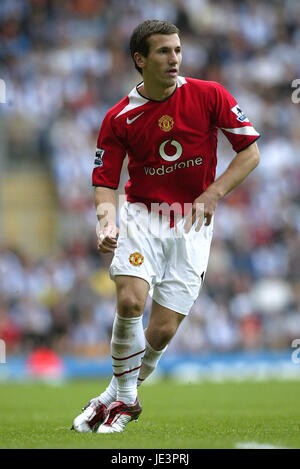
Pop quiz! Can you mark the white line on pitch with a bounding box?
[235,442,290,449]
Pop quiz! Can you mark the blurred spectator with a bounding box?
[26,346,65,380]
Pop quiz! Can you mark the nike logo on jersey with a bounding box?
[126,112,144,124]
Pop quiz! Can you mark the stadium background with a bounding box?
[0,0,300,381]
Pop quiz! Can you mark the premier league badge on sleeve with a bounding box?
[231,104,249,123]
[94,148,105,167]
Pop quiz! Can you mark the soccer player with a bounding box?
[72,19,260,433]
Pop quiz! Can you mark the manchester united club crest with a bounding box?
[129,252,144,267]
[158,115,174,132]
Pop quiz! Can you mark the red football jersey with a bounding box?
[92,77,260,212]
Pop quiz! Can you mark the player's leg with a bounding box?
[110,275,149,404]
[96,275,149,404]
[97,275,149,433]
[72,275,149,433]
[137,300,185,386]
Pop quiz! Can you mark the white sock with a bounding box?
[137,338,167,386]
[111,314,145,405]
[98,375,117,408]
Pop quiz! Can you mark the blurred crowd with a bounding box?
[1,0,300,357]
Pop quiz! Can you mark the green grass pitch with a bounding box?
[0,379,299,449]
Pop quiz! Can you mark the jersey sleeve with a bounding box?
[212,83,260,153]
[92,113,127,189]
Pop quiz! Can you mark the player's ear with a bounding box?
[134,52,146,71]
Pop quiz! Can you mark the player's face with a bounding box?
[141,34,182,88]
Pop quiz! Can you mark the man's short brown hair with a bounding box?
[129,20,180,75]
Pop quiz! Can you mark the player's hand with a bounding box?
[184,191,219,233]
[96,222,119,253]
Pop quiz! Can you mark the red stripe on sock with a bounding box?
[112,348,145,361]
[113,365,141,377]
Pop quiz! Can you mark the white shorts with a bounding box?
[110,202,213,316]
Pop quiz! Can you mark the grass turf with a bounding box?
[0,379,299,449]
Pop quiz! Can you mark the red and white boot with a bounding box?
[97,398,142,433]
[72,397,108,433]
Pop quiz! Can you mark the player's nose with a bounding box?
[169,50,179,64]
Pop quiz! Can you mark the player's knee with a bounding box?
[117,293,144,317]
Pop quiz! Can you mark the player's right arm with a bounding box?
[92,110,127,253]
[95,187,118,253]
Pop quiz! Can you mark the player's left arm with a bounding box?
[184,141,260,231]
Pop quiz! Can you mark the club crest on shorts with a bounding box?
[129,252,144,266]
[158,115,174,132]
